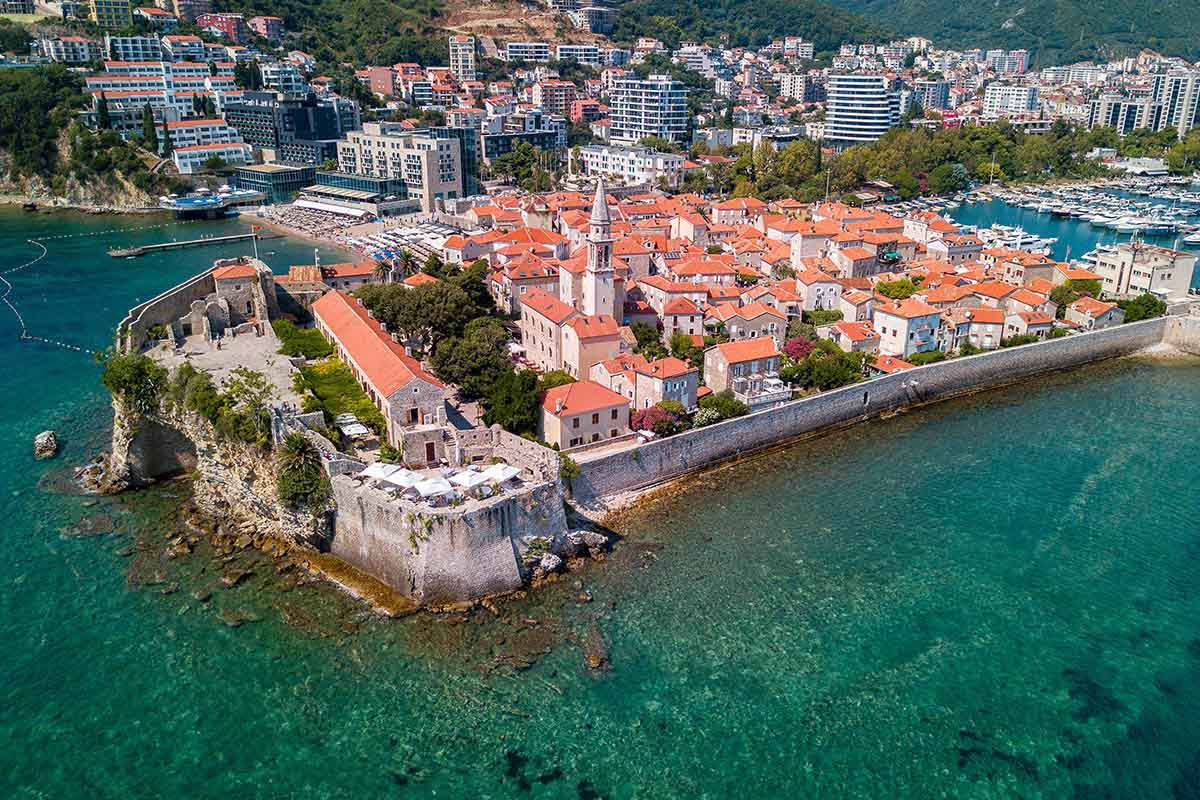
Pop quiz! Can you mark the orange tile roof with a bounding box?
[568,314,620,340]
[212,263,257,280]
[1069,297,1117,317]
[522,288,577,324]
[874,355,915,373]
[876,298,940,319]
[542,380,628,415]
[711,337,779,362]
[403,273,440,288]
[310,291,442,396]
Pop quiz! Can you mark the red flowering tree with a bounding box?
[783,337,815,361]
[631,405,683,436]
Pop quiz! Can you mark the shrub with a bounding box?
[908,350,947,365]
[1116,293,1167,323]
[299,359,388,436]
[101,352,167,413]
[692,407,723,427]
[802,309,843,327]
[699,390,750,421]
[631,405,682,435]
[1000,334,1039,348]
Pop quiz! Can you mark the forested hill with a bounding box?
[212,0,447,66]
[826,0,1200,65]
[610,0,892,52]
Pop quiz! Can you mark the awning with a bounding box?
[357,463,400,481]
[415,476,454,497]
[480,463,521,484]
[450,470,491,489]
[294,199,369,217]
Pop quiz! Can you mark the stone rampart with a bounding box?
[117,268,217,353]
[573,316,1177,503]
[328,476,567,605]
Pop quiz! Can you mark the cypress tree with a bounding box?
[141,104,158,153]
[96,92,110,130]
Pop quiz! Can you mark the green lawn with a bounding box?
[298,358,387,435]
[273,320,334,359]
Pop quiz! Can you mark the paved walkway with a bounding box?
[151,329,302,405]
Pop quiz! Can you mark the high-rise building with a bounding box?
[778,73,807,102]
[88,0,132,29]
[608,73,688,144]
[910,79,950,110]
[448,35,476,81]
[335,122,465,212]
[1153,71,1200,136]
[824,73,900,146]
[981,84,1039,118]
[223,91,360,164]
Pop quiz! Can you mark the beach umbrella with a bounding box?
[450,470,491,490]
[415,476,453,497]
[381,468,422,489]
[480,464,521,484]
[357,463,400,481]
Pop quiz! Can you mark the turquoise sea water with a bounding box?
[952,197,1200,291]
[2,207,1200,798]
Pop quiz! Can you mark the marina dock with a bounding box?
[107,232,274,258]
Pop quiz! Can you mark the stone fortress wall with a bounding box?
[572,314,1200,504]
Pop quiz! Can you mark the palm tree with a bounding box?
[372,260,393,283]
[278,432,320,473]
[398,249,415,277]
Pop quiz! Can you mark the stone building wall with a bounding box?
[572,316,1178,503]
[327,477,567,605]
[118,269,217,352]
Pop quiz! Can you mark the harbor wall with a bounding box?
[572,316,1180,503]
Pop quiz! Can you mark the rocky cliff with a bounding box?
[104,399,328,548]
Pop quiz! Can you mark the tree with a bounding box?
[908,350,947,364]
[927,162,969,194]
[482,369,539,435]
[235,60,263,91]
[537,371,576,392]
[631,320,666,358]
[782,337,815,361]
[1116,293,1167,322]
[356,282,478,347]
[449,258,495,314]
[96,93,110,130]
[141,104,158,153]
[430,317,511,400]
[101,351,167,413]
[698,389,749,421]
[372,260,392,283]
[161,128,173,159]
[875,278,918,299]
[631,404,683,436]
[276,433,329,510]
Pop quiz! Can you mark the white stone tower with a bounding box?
[582,177,614,317]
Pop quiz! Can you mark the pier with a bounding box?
[107,232,276,258]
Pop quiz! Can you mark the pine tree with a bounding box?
[141,104,158,153]
[161,128,173,159]
[96,92,110,130]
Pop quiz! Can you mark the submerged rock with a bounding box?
[34,431,58,459]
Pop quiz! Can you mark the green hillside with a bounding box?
[827,0,1200,65]
[611,0,892,52]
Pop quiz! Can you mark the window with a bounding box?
[610,429,618,438]
[572,417,580,429]
[591,433,600,442]
[591,412,600,425]
[611,408,619,420]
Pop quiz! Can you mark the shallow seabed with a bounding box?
[2,207,1200,798]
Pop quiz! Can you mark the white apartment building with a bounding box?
[1154,71,1200,136]
[504,41,552,63]
[572,143,686,188]
[39,36,103,64]
[982,84,1039,118]
[782,37,814,60]
[172,142,251,174]
[261,62,307,94]
[911,78,950,110]
[104,34,163,61]
[556,43,601,66]
[608,73,688,144]
[824,73,900,146]
[448,35,476,81]
[778,73,806,102]
[335,122,464,212]
[160,117,242,149]
[1092,243,1196,299]
[161,34,205,62]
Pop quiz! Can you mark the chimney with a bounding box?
[555,398,564,414]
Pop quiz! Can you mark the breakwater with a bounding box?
[574,314,1200,504]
